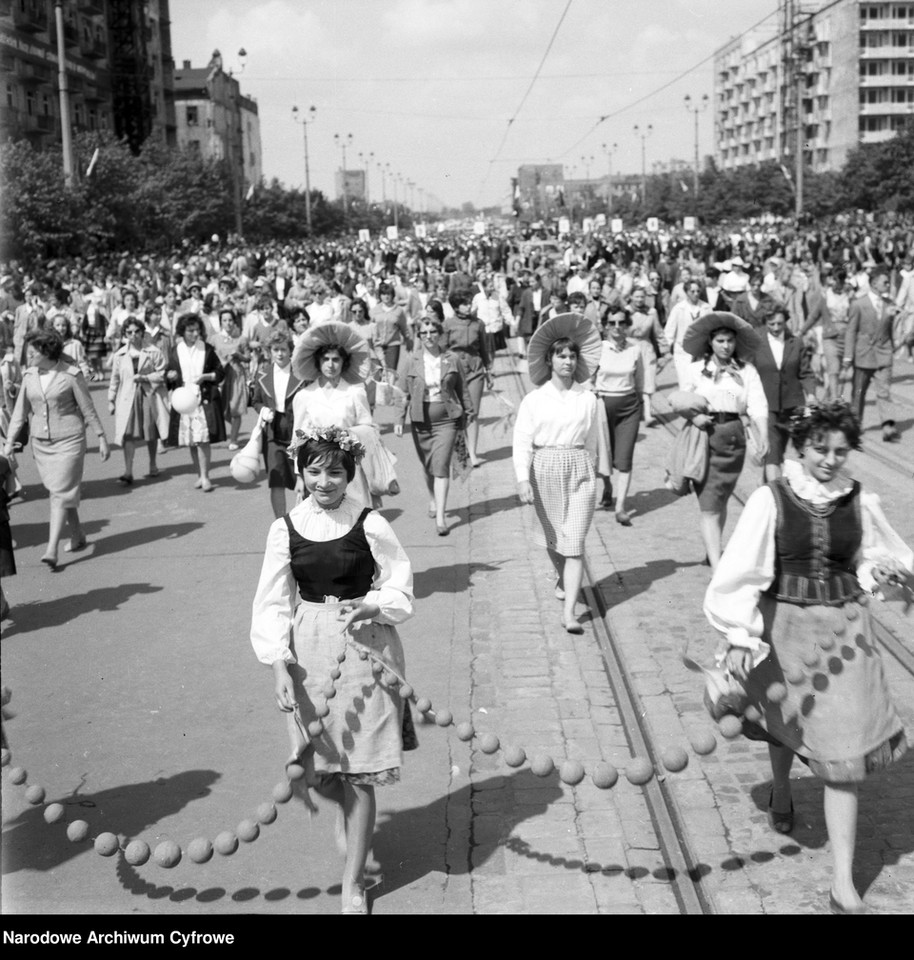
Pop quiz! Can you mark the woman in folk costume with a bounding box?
[704,401,912,915]
[512,313,610,634]
[291,322,399,510]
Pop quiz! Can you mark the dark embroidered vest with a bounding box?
[766,476,862,605]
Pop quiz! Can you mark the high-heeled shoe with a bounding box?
[828,890,867,915]
[767,788,794,835]
[40,553,58,571]
[563,618,584,635]
[436,523,450,537]
[615,510,633,527]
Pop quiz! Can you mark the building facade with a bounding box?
[335,168,365,202]
[0,0,176,151]
[173,53,262,192]
[714,0,914,174]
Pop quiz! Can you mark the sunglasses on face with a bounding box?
[419,329,438,336]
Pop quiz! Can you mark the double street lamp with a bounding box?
[633,124,653,208]
[291,104,316,235]
[684,93,709,212]
[602,141,617,217]
[334,132,354,223]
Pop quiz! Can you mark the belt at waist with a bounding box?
[533,444,585,450]
[709,412,741,423]
[297,592,365,604]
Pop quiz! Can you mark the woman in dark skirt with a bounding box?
[680,312,769,570]
[396,310,475,536]
[165,314,226,492]
[704,402,912,914]
[443,295,491,468]
[0,451,15,620]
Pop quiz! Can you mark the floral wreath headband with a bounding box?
[287,424,366,464]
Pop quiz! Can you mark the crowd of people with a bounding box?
[1,216,913,914]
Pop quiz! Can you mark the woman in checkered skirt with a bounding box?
[513,315,608,634]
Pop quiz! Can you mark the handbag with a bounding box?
[664,420,709,496]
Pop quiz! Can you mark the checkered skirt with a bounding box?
[530,447,595,556]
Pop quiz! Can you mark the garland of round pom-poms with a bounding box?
[3,616,844,869]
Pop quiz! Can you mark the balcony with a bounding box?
[80,33,107,59]
[860,44,914,57]
[83,82,104,103]
[9,0,48,32]
[859,101,914,115]
[21,112,54,135]
[17,60,53,86]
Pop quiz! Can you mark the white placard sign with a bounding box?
[582,217,594,234]
[414,223,427,238]
[683,217,696,232]
[473,221,486,235]
[646,217,659,232]
[595,213,607,226]
[558,217,571,235]
[386,226,399,240]
[611,218,623,234]
[358,229,371,242]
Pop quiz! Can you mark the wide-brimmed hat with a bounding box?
[527,312,602,387]
[681,311,760,361]
[291,321,371,384]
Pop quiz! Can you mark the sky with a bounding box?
[168,0,780,211]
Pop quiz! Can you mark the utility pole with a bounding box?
[292,105,316,234]
[602,142,617,217]
[634,124,652,210]
[334,132,353,226]
[54,1,74,187]
[684,93,708,214]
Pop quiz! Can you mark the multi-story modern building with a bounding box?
[714,0,914,174]
[335,168,366,202]
[173,53,262,192]
[0,0,176,152]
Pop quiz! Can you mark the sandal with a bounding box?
[117,475,133,486]
[767,788,794,835]
[145,468,160,478]
[64,537,87,553]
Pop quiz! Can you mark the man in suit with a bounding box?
[754,307,817,480]
[843,267,901,442]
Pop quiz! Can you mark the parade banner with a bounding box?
[558,217,571,235]
[473,221,486,235]
[611,218,623,234]
[683,216,697,232]
[415,224,427,238]
[386,226,399,240]
[582,217,594,234]
[646,217,659,232]
[358,229,371,242]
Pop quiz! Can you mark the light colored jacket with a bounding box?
[7,362,105,442]
[107,344,170,445]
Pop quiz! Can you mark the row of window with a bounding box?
[860,86,914,101]
[860,113,912,129]
[861,58,914,74]
[3,81,107,130]
[860,3,914,19]
[859,30,914,44]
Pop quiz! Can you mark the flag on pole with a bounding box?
[86,147,99,178]
[245,183,255,201]
[679,180,689,193]
[779,163,792,182]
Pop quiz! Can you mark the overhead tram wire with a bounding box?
[549,4,781,161]
[477,0,575,204]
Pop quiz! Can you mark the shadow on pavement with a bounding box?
[68,522,205,562]
[1,582,165,638]
[413,561,506,599]
[594,558,706,606]
[597,485,678,522]
[1,769,221,875]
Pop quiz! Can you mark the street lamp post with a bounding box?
[602,141,617,217]
[377,162,386,204]
[633,124,653,209]
[684,93,709,214]
[291,104,316,235]
[334,132,354,225]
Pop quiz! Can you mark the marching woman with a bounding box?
[107,318,170,483]
[250,426,415,915]
[664,278,711,389]
[513,314,609,633]
[704,401,912,915]
[292,322,398,509]
[164,313,226,493]
[395,307,475,536]
[443,294,491,468]
[3,330,110,566]
[592,309,645,525]
[210,307,252,451]
[680,312,768,571]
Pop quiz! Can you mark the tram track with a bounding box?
[497,351,716,916]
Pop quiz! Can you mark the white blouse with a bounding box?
[291,380,373,433]
[683,359,768,420]
[593,340,644,396]
[250,495,414,666]
[512,381,606,483]
[176,340,205,385]
[664,300,710,353]
[704,460,914,667]
[422,351,443,402]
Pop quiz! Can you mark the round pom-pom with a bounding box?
[591,762,619,789]
[503,746,526,768]
[237,819,259,843]
[801,648,820,667]
[314,700,330,719]
[286,763,306,782]
[744,705,762,723]
[330,668,342,681]
[435,708,453,727]
[336,651,347,663]
[8,766,27,785]
[371,661,384,676]
[559,759,585,785]
[214,831,238,856]
[416,698,432,714]
[625,757,654,785]
[718,715,743,739]
[272,781,294,804]
[170,386,200,415]
[382,671,400,688]
[153,840,182,868]
[257,802,277,825]
[784,666,806,685]
[25,784,46,805]
[322,682,337,700]
[187,838,213,864]
[67,820,90,843]
[0,747,10,766]
[661,746,689,773]
[43,803,66,824]
[844,604,858,621]
[124,840,151,865]
[455,721,475,742]
[818,634,835,651]
[856,593,869,608]
[307,719,324,738]
[531,755,554,778]
[94,832,119,857]
[766,682,788,704]
[399,684,414,700]
[479,734,500,755]
[689,731,717,756]
[358,649,369,661]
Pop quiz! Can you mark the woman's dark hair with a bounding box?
[25,329,64,362]
[295,438,357,482]
[378,282,394,298]
[122,288,139,305]
[123,316,146,334]
[448,292,472,311]
[702,326,746,368]
[545,337,580,364]
[51,314,75,340]
[568,291,587,307]
[315,342,351,371]
[268,330,292,350]
[349,297,369,319]
[175,313,205,339]
[766,305,789,324]
[418,315,444,336]
[789,401,862,454]
[219,307,238,326]
[425,299,445,323]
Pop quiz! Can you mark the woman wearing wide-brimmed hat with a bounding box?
[513,313,609,633]
[291,322,398,509]
[680,311,768,570]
